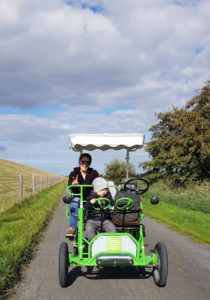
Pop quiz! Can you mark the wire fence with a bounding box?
[0,174,66,213]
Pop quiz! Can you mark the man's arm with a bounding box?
[68,171,74,186]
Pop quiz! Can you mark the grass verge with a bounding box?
[140,180,210,244]
[0,180,67,300]
[147,180,210,214]
[142,196,210,244]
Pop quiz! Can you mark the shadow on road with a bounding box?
[66,266,152,287]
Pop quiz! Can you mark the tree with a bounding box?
[141,80,210,184]
[104,159,136,184]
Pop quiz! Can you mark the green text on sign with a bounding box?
[107,236,122,252]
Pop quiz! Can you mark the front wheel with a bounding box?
[59,242,69,287]
[153,242,168,287]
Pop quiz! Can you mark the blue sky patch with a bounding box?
[81,3,105,14]
[101,106,132,116]
[0,104,65,117]
[0,146,7,151]
[64,0,105,15]
[170,0,199,6]
[194,47,204,55]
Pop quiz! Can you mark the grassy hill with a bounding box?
[0,159,64,213]
[0,159,57,177]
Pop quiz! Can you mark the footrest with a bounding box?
[66,234,76,240]
[96,255,133,266]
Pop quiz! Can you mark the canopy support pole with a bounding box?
[126,149,130,180]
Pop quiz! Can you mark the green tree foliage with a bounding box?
[104,159,136,184]
[141,80,210,184]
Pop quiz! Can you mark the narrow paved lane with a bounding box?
[12,199,210,300]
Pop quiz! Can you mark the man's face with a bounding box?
[79,156,91,172]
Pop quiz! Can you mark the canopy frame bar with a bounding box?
[125,149,130,180]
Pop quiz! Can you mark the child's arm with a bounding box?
[86,191,97,209]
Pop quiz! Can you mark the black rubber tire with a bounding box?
[59,242,69,287]
[153,242,168,287]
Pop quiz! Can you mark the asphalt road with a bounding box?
[12,199,210,300]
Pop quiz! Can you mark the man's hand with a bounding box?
[72,175,79,185]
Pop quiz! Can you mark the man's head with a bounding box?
[92,177,108,196]
[79,153,92,173]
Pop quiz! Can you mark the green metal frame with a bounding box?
[66,184,157,267]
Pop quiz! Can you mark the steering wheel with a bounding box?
[92,197,111,211]
[115,197,134,211]
[124,177,149,195]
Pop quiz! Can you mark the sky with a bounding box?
[0,0,210,175]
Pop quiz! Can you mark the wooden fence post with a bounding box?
[40,176,43,192]
[18,174,23,204]
[32,175,35,196]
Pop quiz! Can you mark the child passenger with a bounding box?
[85,177,116,240]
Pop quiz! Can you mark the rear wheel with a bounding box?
[59,242,69,287]
[153,242,168,287]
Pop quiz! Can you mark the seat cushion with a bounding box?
[112,217,140,226]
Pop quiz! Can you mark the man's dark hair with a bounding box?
[79,153,92,164]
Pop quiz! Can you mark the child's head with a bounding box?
[92,177,108,197]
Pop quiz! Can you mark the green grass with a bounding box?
[148,180,210,213]
[141,180,210,244]
[0,180,67,300]
[0,159,64,213]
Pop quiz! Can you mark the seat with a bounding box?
[107,181,117,199]
[112,218,140,226]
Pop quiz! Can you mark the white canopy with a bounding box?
[69,133,145,179]
[69,133,145,152]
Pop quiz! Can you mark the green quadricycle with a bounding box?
[58,134,168,288]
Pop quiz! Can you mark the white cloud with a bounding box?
[0,0,209,174]
[0,114,70,142]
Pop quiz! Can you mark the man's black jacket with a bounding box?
[68,167,99,199]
